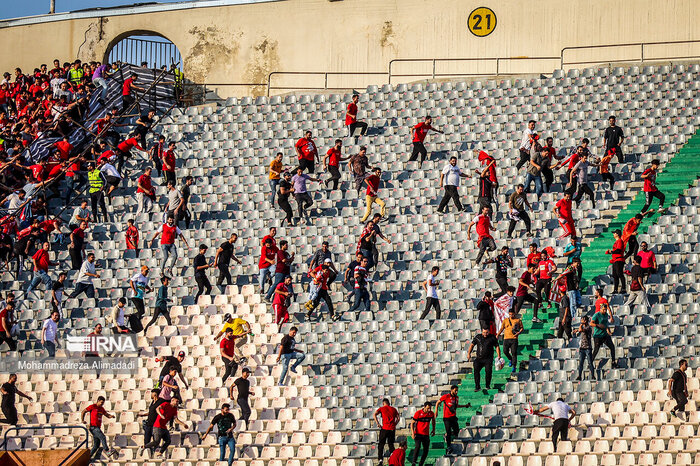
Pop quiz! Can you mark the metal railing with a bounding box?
[108,36,183,70]
[388,56,560,84]
[1,424,89,465]
[561,39,700,68]
[182,38,700,98]
[267,71,388,96]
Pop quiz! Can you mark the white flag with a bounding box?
[494,294,513,334]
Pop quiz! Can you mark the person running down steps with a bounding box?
[435,385,471,455]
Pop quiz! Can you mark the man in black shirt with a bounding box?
[215,233,241,291]
[477,291,495,334]
[467,328,501,391]
[193,244,213,302]
[278,172,294,226]
[1,373,32,425]
[202,404,237,465]
[176,176,194,229]
[138,389,163,452]
[668,359,689,420]
[603,115,624,163]
[156,351,188,389]
[344,252,364,299]
[477,164,494,213]
[231,368,252,429]
[135,110,155,141]
[485,246,512,298]
[277,326,305,386]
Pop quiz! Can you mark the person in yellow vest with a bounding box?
[87,162,108,223]
[67,60,85,87]
[214,313,252,365]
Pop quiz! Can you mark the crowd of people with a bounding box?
[0,59,684,466]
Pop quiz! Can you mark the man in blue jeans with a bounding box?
[82,395,117,461]
[277,326,305,386]
[349,257,371,315]
[202,403,237,465]
[26,241,55,294]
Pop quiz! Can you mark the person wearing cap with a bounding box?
[361,167,386,222]
[87,161,108,223]
[193,244,212,302]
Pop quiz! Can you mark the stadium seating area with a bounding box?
[1,61,700,465]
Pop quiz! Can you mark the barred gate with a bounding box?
[108,36,182,69]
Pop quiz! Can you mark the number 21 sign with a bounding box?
[468,7,497,37]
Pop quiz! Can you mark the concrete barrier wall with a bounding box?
[0,0,698,96]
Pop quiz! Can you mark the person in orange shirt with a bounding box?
[598,148,615,188]
[269,152,283,204]
[621,211,651,261]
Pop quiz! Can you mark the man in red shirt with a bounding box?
[409,116,443,164]
[273,275,293,332]
[323,139,350,190]
[53,136,73,160]
[436,385,470,454]
[467,206,497,265]
[0,302,16,351]
[361,167,385,222]
[116,134,147,174]
[136,167,155,214]
[533,250,557,319]
[410,402,435,466]
[150,215,189,275]
[388,439,407,466]
[126,219,140,257]
[641,159,665,213]
[638,241,657,280]
[220,327,239,383]
[345,93,368,140]
[140,397,189,458]
[122,73,145,113]
[554,191,576,239]
[515,264,539,321]
[26,241,55,294]
[606,229,626,294]
[150,135,166,177]
[295,130,319,173]
[162,141,177,185]
[258,237,277,295]
[82,396,116,461]
[374,398,400,463]
[526,243,541,268]
[593,288,609,314]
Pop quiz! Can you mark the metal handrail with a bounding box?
[267,71,388,96]
[561,39,700,68]
[387,56,560,84]
[1,424,89,465]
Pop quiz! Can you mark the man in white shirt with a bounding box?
[100,161,122,200]
[69,200,91,230]
[4,190,25,212]
[110,298,131,334]
[420,266,441,320]
[534,398,576,451]
[164,180,183,220]
[41,310,60,358]
[517,120,538,170]
[68,253,99,300]
[437,156,470,213]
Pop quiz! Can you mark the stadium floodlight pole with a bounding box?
[50,0,55,14]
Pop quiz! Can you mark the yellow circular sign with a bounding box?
[468,7,497,37]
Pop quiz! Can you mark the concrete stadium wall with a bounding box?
[0,0,699,96]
